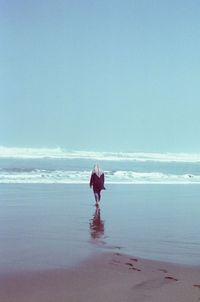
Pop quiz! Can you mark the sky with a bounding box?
[0,0,200,153]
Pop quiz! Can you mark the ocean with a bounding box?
[1,146,200,184]
[1,147,200,272]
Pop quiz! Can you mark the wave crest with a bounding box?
[0,169,199,184]
[1,146,200,163]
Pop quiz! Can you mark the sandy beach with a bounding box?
[1,184,200,301]
[1,252,200,302]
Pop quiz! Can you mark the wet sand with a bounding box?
[1,252,200,302]
[1,184,200,273]
[1,184,200,301]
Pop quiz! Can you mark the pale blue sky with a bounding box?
[1,0,200,152]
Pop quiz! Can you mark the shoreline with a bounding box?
[1,252,200,302]
[1,184,200,270]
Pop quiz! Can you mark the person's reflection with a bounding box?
[90,206,104,240]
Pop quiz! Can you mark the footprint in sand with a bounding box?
[114,252,122,256]
[158,269,168,273]
[190,285,200,302]
[129,267,141,272]
[111,259,121,264]
[193,284,200,289]
[165,276,178,282]
[125,263,141,272]
[125,262,134,267]
[130,258,138,262]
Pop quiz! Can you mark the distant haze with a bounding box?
[1,0,200,152]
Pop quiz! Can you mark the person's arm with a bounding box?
[90,173,93,187]
[101,173,105,189]
[102,173,104,185]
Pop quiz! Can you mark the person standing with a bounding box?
[90,164,105,206]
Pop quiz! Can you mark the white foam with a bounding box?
[1,146,200,162]
[0,169,199,184]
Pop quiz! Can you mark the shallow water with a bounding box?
[102,185,200,265]
[0,184,200,273]
[1,156,200,184]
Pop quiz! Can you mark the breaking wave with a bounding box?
[0,169,199,184]
[1,146,200,163]
[1,146,200,184]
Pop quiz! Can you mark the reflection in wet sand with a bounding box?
[90,207,105,240]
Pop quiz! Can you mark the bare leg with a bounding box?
[94,193,99,206]
[98,191,101,201]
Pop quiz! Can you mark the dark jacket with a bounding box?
[90,173,105,192]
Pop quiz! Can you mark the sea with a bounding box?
[1,146,200,184]
[1,146,200,272]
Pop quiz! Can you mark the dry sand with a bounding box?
[1,252,200,302]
